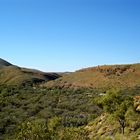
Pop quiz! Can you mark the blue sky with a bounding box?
[0,0,140,72]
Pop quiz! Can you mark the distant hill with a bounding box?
[0,58,12,67]
[44,64,140,89]
[0,58,60,86]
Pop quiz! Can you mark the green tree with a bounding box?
[14,117,62,140]
[94,89,133,134]
[47,116,62,139]
[14,119,50,140]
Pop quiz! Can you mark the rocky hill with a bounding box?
[44,64,140,89]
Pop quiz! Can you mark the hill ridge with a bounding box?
[0,58,12,67]
[0,58,61,86]
[44,63,140,89]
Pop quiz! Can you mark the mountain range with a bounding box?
[0,58,140,89]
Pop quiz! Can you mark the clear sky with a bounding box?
[0,0,140,72]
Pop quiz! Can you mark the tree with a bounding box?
[95,89,133,134]
[14,117,62,140]
[14,119,50,140]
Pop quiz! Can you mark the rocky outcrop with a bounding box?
[134,96,140,112]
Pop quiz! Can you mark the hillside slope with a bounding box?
[0,58,12,67]
[0,58,60,86]
[44,64,140,89]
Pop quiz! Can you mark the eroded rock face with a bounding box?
[134,96,140,112]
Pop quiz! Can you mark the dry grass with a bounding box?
[45,64,140,89]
